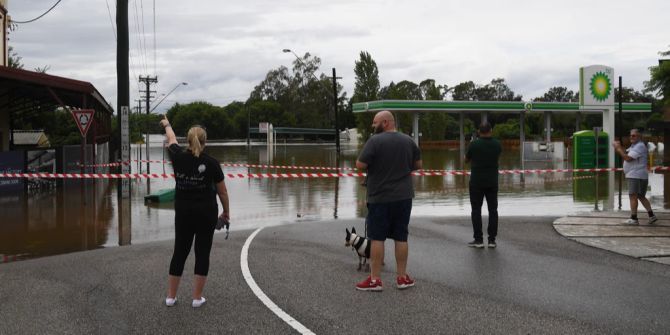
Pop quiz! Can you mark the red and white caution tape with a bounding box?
[3,167,669,180]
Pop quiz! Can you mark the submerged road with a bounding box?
[1,216,669,334]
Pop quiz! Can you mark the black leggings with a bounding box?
[169,207,217,276]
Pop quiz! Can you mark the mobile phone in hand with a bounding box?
[216,216,230,230]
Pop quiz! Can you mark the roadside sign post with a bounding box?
[120,106,130,198]
[71,109,95,174]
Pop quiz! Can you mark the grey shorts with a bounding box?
[628,178,648,196]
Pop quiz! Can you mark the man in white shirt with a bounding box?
[613,129,657,224]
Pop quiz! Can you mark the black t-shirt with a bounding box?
[466,137,502,188]
[168,143,224,209]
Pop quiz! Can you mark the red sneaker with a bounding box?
[356,275,383,291]
[396,274,415,289]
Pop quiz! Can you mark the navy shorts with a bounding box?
[366,199,413,242]
[628,178,648,196]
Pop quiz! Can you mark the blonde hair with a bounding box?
[187,126,207,157]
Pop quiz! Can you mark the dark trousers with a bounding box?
[169,206,217,276]
[469,185,498,242]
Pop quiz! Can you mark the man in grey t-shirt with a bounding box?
[355,111,422,291]
[613,129,657,225]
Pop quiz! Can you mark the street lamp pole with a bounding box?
[146,81,187,174]
[150,82,188,113]
[283,49,340,153]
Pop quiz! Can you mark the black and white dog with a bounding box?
[345,227,371,271]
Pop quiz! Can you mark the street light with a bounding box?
[145,81,187,174]
[150,82,188,113]
[283,49,340,153]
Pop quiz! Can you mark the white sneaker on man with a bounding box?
[649,216,658,224]
[165,297,177,307]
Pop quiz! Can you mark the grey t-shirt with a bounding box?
[623,141,648,179]
[358,131,421,203]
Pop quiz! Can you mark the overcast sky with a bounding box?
[6,0,669,113]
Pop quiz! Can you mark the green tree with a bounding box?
[452,81,477,101]
[419,79,444,100]
[8,46,23,69]
[43,109,83,146]
[379,80,422,133]
[476,78,522,101]
[248,52,346,130]
[492,118,530,139]
[166,101,225,137]
[352,51,380,139]
[644,46,670,105]
[533,86,578,102]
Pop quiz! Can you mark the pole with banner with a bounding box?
[120,106,131,199]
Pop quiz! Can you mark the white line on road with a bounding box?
[241,227,315,335]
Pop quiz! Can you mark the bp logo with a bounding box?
[589,72,612,102]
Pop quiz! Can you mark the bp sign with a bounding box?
[580,65,614,106]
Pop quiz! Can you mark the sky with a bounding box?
[5,0,670,114]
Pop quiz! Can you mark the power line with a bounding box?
[105,0,117,40]
[140,0,148,73]
[132,0,147,74]
[153,0,157,75]
[11,0,62,24]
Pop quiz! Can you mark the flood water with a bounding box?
[1,139,667,262]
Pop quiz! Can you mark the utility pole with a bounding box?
[139,75,157,174]
[332,68,340,154]
[618,76,623,210]
[135,98,143,167]
[116,0,132,245]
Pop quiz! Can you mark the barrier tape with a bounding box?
[78,159,670,174]
[3,167,669,180]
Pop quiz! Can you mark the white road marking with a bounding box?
[241,227,315,335]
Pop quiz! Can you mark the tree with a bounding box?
[352,51,380,139]
[248,52,346,130]
[34,65,51,74]
[479,78,522,101]
[419,79,444,100]
[644,46,670,105]
[379,80,422,133]
[492,118,530,139]
[533,86,578,102]
[452,81,477,101]
[8,46,23,69]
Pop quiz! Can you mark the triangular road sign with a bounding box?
[71,109,95,137]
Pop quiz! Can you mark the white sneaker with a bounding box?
[192,297,206,308]
[649,216,658,224]
[625,218,639,225]
[165,297,177,307]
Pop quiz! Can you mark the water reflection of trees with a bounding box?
[0,180,114,261]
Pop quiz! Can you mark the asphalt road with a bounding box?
[1,216,669,334]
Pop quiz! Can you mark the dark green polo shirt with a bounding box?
[466,137,502,188]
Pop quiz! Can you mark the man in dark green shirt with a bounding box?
[465,122,502,248]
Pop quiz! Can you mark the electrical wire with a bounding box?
[132,0,148,74]
[104,0,117,40]
[11,0,62,24]
[140,0,148,73]
[153,0,157,75]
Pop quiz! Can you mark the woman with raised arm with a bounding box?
[160,115,230,308]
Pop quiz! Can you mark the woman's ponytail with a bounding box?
[187,126,207,157]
